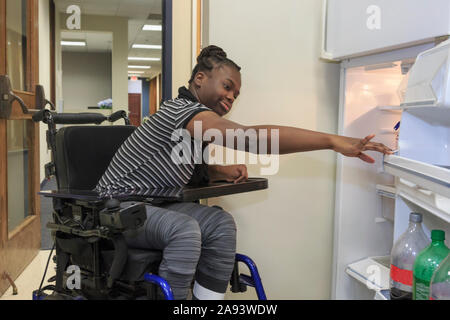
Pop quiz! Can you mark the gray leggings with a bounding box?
[124,201,237,300]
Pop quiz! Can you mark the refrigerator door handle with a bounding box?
[321,0,339,61]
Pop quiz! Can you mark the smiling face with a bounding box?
[190,65,241,116]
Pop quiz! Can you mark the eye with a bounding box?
[223,83,231,90]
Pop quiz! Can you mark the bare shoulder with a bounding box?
[185,110,246,136]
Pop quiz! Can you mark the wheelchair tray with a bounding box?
[38,178,268,203]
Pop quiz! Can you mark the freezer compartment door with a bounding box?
[322,0,450,60]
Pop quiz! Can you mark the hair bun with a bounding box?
[197,45,227,63]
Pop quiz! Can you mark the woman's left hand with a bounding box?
[210,164,249,183]
[331,134,394,163]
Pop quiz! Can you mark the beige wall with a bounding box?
[62,51,112,111]
[56,13,128,114]
[172,0,193,97]
[205,0,340,299]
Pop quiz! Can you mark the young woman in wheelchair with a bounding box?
[95,45,393,300]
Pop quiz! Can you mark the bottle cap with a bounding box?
[431,230,445,241]
[409,212,423,223]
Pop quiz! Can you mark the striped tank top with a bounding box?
[95,88,211,195]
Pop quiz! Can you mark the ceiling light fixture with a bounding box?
[128,65,151,69]
[132,44,162,49]
[128,71,145,74]
[142,24,162,31]
[128,57,160,61]
[61,41,86,46]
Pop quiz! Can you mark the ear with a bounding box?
[193,71,207,87]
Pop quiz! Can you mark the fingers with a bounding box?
[359,134,376,147]
[234,170,247,183]
[234,176,246,184]
[358,152,375,163]
[359,134,395,155]
[364,142,394,154]
[233,165,248,184]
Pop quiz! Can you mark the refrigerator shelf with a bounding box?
[376,184,396,199]
[383,155,450,198]
[345,256,390,292]
[377,104,449,112]
[397,180,450,223]
[377,105,403,112]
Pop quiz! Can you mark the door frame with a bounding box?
[0,0,41,296]
[162,0,172,101]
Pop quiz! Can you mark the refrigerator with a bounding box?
[322,0,450,300]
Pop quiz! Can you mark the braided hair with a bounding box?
[188,45,241,85]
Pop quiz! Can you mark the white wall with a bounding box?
[205,0,340,299]
[62,52,112,111]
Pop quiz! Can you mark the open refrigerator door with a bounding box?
[321,0,450,300]
[332,39,450,300]
[384,40,450,247]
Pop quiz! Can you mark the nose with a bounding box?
[226,92,234,104]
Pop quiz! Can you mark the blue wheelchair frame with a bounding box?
[143,254,266,300]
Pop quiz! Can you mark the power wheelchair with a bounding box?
[31,108,268,300]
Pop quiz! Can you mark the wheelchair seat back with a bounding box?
[55,125,135,190]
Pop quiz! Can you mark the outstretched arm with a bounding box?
[186,111,393,163]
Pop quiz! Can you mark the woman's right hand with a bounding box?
[331,134,394,163]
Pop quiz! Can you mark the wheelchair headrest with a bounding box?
[55,125,136,190]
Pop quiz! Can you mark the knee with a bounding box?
[168,215,202,245]
[210,208,237,239]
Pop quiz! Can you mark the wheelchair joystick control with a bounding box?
[100,199,147,231]
[105,198,120,211]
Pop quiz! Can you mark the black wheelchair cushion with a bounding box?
[55,125,135,190]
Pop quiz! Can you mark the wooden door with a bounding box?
[158,73,162,105]
[128,93,141,127]
[149,77,157,115]
[0,0,41,296]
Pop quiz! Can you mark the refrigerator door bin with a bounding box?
[384,155,450,199]
[396,179,450,224]
[376,184,396,199]
[403,40,450,107]
[345,256,390,295]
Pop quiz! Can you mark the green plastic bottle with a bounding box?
[413,230,450,300]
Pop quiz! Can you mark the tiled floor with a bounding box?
[0,250,56,300]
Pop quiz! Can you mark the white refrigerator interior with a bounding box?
[324,0,450,299]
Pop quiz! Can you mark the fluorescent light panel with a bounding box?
[128,71,145,74]
[132,44,162,49]
[128,57,160,61]
[61,41,86,46]
[128,65,151,69]
[142,24,162,31]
